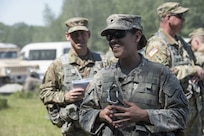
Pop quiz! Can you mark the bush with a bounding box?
[0,98,8,110]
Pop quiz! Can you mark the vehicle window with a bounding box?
[29,49,56,60]
[63,48,70,54]
[0,51,18,59]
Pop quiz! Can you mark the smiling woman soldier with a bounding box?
[79,14,189,136]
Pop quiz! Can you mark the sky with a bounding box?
[0,0,64,26]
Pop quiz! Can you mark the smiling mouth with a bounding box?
[112,46,120,52]
[111,42,120,48]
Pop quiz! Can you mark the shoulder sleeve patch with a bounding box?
[148,47,159,57]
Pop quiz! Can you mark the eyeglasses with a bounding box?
[171,13,186,19]
[105,30,127,41]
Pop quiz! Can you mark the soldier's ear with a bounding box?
[87,31,91,39]
[65,32,70,41]
[135,31,142,43]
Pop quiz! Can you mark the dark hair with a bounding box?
[129,29,147,50]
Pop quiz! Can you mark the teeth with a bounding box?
[113,44,120,48]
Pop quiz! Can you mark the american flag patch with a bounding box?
[148,47,158,57]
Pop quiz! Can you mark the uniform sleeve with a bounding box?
[79,72,106,135]
[145,36,197,80]
[147,67,189,133]
[194,52,204,68]
[39,60,65,105]
[144,36,171,67]
[171,65,196,80]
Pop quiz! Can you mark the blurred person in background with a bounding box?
[22,72,41,92]
[144,2,204,136]
[189,27,204,134]
[189,28,204,68]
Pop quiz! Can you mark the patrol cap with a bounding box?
[65,17,89,33]
[101,14,147,50]
[157,2,189,18]
[189,28,204,39]
[101,14,143,36]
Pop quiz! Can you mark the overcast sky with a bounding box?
[0,0,63,26]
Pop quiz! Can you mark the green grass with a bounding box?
[0,92,61,136]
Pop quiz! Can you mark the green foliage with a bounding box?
[0,0,203,52]
[10,91,38,99]
[0,94,60,136]
[0,98,8,110]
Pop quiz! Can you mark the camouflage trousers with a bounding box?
[62,128,90,136]
[62,127,90,136]
[184,97,202,136]
[61,121,90,136]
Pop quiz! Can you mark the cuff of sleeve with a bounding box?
[146,109,154,125]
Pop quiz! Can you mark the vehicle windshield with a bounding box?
[28,49,56,60]
[0,51,18,59]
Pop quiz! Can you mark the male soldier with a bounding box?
[144,2,204,136]
[39,17,102,136]
[189,28,204,68]
[189,27,204,134]
[79,14,189,136]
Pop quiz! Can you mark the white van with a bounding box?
[21,42,71,79]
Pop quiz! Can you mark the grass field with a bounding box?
[0,92,61,136]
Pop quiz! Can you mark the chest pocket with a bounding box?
[168,45,188,67]
[128,73,160,109]
[62,64,81,92]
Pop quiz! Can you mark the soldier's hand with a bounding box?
[111,100,149,128]
[195,66,204,80]
[99,105,114,124]
[64,88,84,103]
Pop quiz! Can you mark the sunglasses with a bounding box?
[105,30,128,41]
[171,13,186,19]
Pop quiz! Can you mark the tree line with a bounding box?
[0,0,203,53]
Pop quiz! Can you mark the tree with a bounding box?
[0,0,203,52]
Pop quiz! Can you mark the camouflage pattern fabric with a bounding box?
[102,48,118,65]
[194,46,204,68]
[79,56,189,136]
[144,29,203,136]
[157,2,189,18]
[193,46,204,134]
[40,48,102,136]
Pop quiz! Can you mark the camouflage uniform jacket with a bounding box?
[144,29,203,136]
[39,48,102,136]
[144,29,197,81]
[194,46,204,68]
[79,55,189,136]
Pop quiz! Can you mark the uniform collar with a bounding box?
[159,28,178,45]
[67,48,95,64]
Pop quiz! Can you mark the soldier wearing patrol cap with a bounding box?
[79,14,189,136]
[39,17,103,136]
[189,28,204,67]
[144,2,204,136]
[189,28,204,134]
